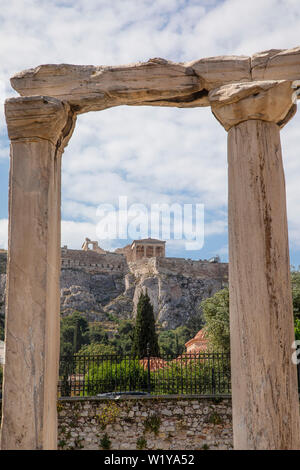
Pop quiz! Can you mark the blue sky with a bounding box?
[1,0,300,266]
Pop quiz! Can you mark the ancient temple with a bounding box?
[115,238,166,262]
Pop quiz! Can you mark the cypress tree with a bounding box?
[131,291,160,358]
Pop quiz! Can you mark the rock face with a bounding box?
[0,248,227,330]
[127,258,227,329]
[59,248,129,322]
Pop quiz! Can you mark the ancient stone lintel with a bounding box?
[187,55,251,89]
[8,46,300,114]
[8,56,252,114]
[251,46,300,81]
[5,96,77,151]
[9,61,206,114]
[209,80,297,131]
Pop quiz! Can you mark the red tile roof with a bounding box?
[185,328,208,352]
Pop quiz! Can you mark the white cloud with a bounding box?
[0,145,9,160]
[62,106,228,212]
[61,220,98,248]
[0,0,300,260]
[0,219,8,249]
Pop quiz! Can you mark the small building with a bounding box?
[115,238,166,262]
[185,329,208,354]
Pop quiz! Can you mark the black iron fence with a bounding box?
[58,352,231,397]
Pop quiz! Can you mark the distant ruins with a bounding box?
[81,236,166,262]
[115,238,166,261]
[0,239,227,329]
[81,238,106,254]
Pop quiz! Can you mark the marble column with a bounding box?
[210,80,300,449]
[0,96,76,450]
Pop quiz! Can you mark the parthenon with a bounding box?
[1,47,300,450]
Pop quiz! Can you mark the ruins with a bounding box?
[1,47,300,450]
[81,237,106,254]
[0,241,227,328]
[115,237,166,262]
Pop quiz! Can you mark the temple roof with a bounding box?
[131,238,166,246]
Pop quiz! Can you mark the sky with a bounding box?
[0,0,300,265]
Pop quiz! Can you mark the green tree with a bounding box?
[158,325,192,356]
[295,319,300,341]
[60,312,89,355]
[0,312,4,341]
[201,274,300,352]
[291,270,300,321]
[201,287,230,353]
[174,325,197,354]
[84,359,148,396]
[185,312,205,339]
[76,342,116,356]
[131,292,159,358]
[111,320,135,354]
[88,323,109,344]
[158,330,177,355]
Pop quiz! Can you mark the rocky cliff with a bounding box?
[0,249,228,330]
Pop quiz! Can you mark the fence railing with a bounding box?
[58,352,231,398]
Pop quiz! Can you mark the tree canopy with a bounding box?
[60,311,89,355]
[201,273,300,352]
[131,291,160,358]
[201,287,230,353]
[291,270,300,321]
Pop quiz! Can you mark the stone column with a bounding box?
[210,80,300,449]
[0,96,76,450]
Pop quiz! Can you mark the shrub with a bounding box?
[144,414,161,435]
[100,433,111,450]
[150,357,231,395]
[83,358,148,396]
[136,436,147,450]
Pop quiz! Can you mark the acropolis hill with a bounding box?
[0,238,228,329]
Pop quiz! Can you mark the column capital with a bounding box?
[5,96,76,151]
[209,80,297,131]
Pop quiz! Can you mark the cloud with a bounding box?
[61,220,98,248]
[62,106,227,211]
[0,0,300,262]
[0,219,8,249]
